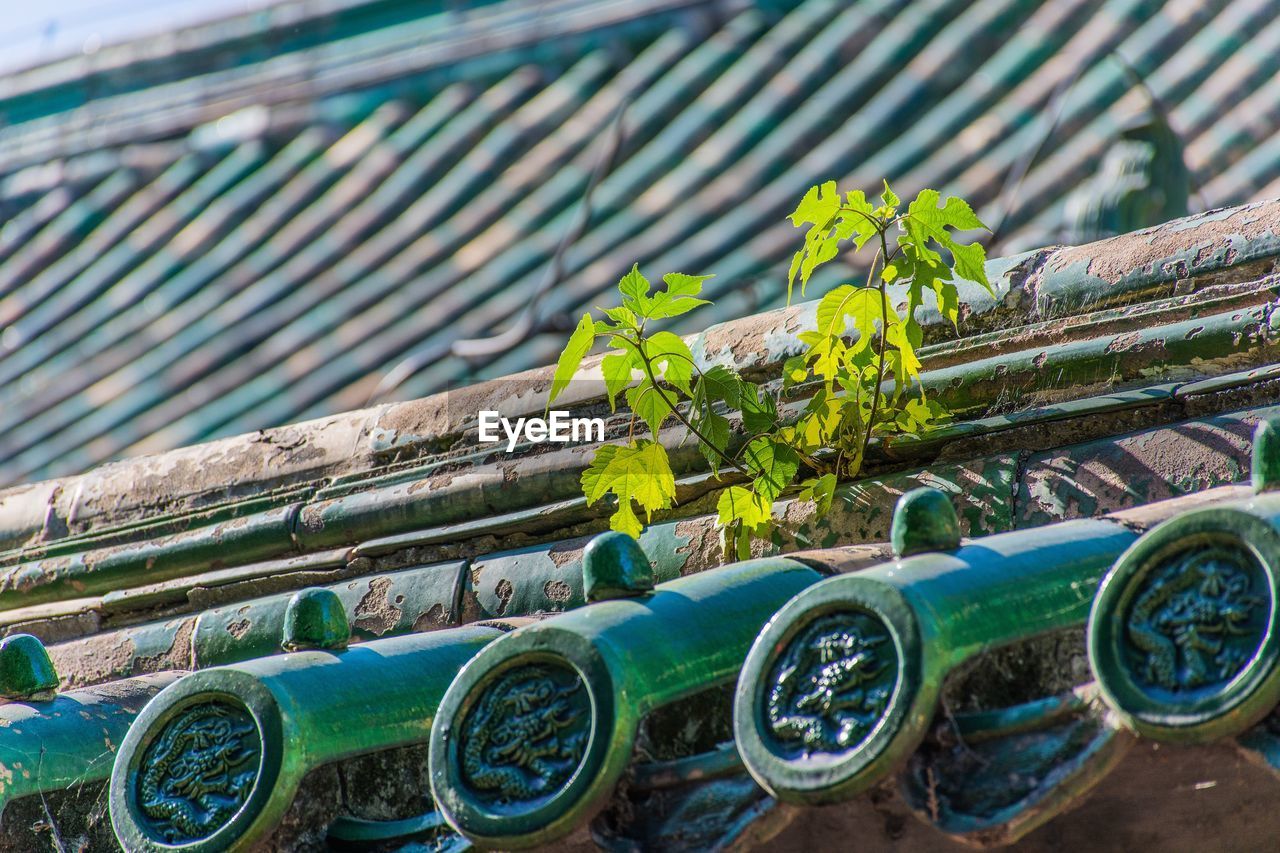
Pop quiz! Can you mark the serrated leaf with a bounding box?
[900,253,960,329]
[782,355,808,386]
[716,486,772,530]
[880,180,900,210]
[599,305,638,328]
[647,272,714,320]
[788,181,841,228]
[834,191,878,251]
[610,501,643,539]
[581,444,618,503]
[699,364,746,408]
[799,330,847,382]
[618,264,652,315]
[646,330,695,394]
[582,440,676,526]
[631,441,677,516]
[627,381,675,437]
[786,183,879,304]
[798,473,838,516]
[903,396,951,427]
[663,272,710,298]
[601,351,635,410]
[885,323,921,382]
[739,383,778,433]
[550,313,595,405]
[815,285,895,355]
[743,437,800,501]
[693,411,730,475]
[797,392,843,451]
[902,190,991,293]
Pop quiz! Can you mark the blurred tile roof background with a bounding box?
[0,0,1278,487]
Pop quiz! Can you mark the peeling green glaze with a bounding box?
[1089,493,1280,743]
[111,625,502,852]
[582,532,654,601]
[429,557,820,849]
[890,487,961,558]
[281,588,350,651]
[0,633,58,700]
[734,519,1138,805]
[0,671,182,813]
[194,561,467,667]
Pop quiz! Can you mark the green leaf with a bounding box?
[663,272,710,298]
[901,190,991,293]
[798,473,838,516]
[646,273,713,319]
[630,441,677,516]
[905,255,958,326]
[699,364,746,408]
[693,411,730,475]
[900,396,950,429]
[836,191,878,249]
[880,180,900,210]
[786,183,878,303]
[610,501,644,540]
[601,351,635,410]
[815,285,895,355]
[788,181,841,228]
[646,331,695,394]
[550,313,595,405]
[798,328,847,382]
[743,437,800,501]
[885,322,921,384]
[618,264,652,315]
[582,441,676,523]
[716,485,772,530]
[599,305,638,328]
[739,383,779,433]
[627,381,675,437]
[782,355,809,386]
[581,444,620,504]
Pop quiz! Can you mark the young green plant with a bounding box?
[549,181,993,556]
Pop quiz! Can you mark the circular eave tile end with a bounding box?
[733,575,927,804]
[1089,506,1280,744]
[110,671,287,853]
[429,632,619,848]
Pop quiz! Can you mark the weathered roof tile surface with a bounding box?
[2,0,1280,485]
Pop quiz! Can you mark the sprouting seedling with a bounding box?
[551,181,991,557]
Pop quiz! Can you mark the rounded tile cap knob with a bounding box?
[583,531,654,602]
[282,588,350,651]
[891,487,961,558]
[0,633,59,701]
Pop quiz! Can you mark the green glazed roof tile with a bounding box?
[0,0,1277,483]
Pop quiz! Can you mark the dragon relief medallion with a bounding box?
[459,663,590,805]
[1124,543,1269,695]
[765,611,898,757]
[136,701,261,843]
